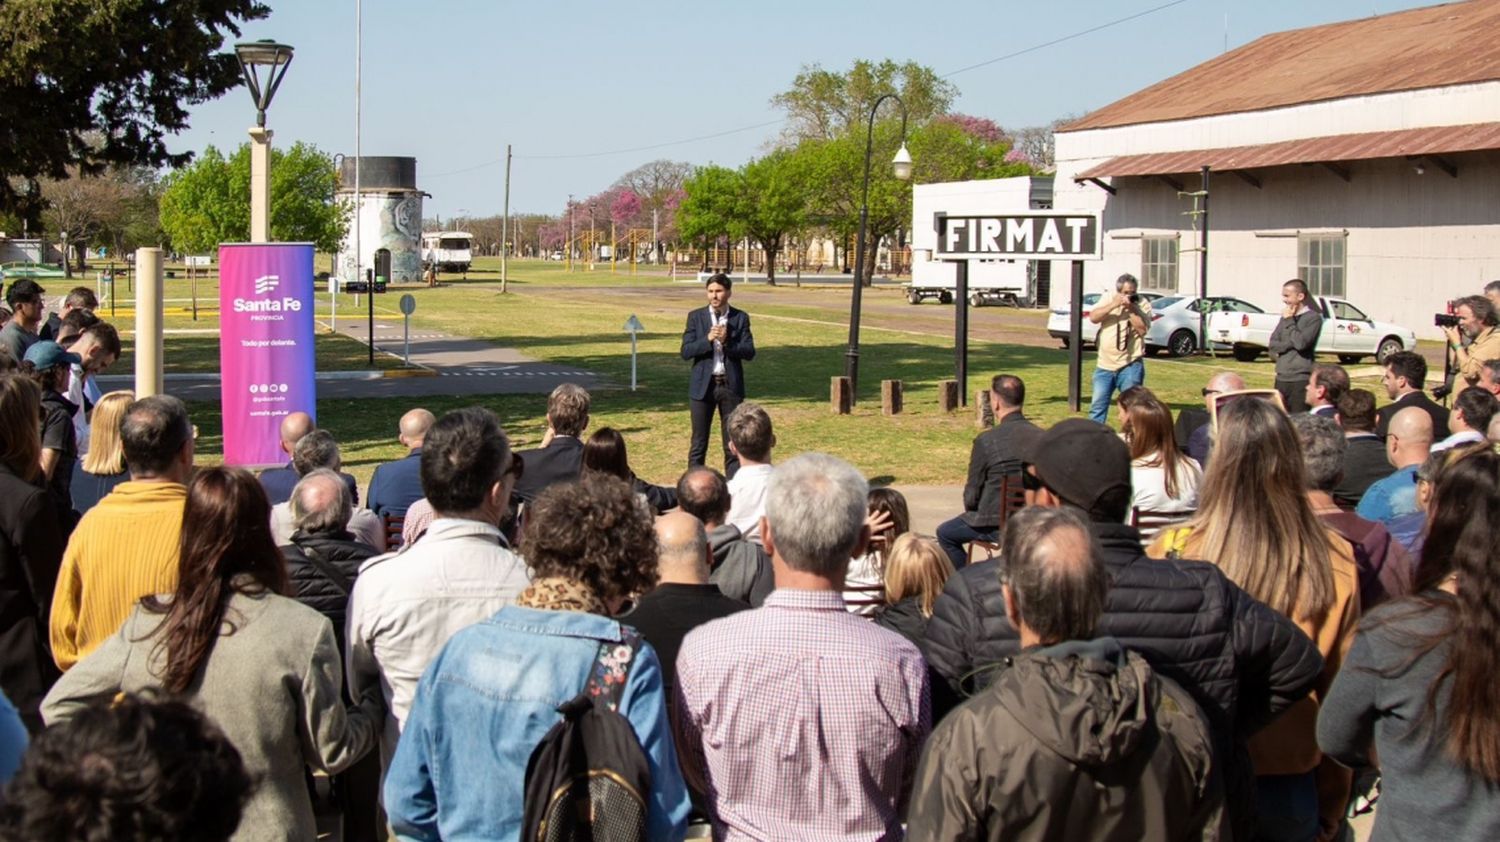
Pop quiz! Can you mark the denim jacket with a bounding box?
[384,605,690,841]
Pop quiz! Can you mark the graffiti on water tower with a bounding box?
[339,192,424,284]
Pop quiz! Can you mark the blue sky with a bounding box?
[172,0,1431,218]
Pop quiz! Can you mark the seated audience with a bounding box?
[511,383,589,504]
[258,411,356,505]
[385,474,690,840]
[0,692,252,842]
[582,426,676,513]
[675,466,773,606]
[1122,387,1200,537]
[908,507,1222,841]
[399,496,435,546]
[1333,389,1392,507]
[268,430,384,550]
[365,408,434,518]
[1376,350,1448,439]
[43,467,382,841]
[1305,362,1349,418]
[723,402,776,544]
[935,374,1039,568]
[68,390,132,515]
[1431,386,1496,452]
[347,408,531,768]
[1187,371,1246,466]
[1148,399,1359,840]
[0,375,63,731]
[280,469,380,654]
[676,453,930,840]
[1294,415,1414,609]
[50,395,193,671]
[1356,407,1433,524]
[872,534,953,648]
[1319,445,1500,841]
[1386,451,1445,558]
[845,487,910,615]
[621,510,747,698]
[925,419,1322,840]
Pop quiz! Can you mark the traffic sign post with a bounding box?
[399,293,416,366]
[623,314,644,391]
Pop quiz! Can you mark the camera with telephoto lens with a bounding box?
[1435,313,1460,328]
[1129,294,1142,304]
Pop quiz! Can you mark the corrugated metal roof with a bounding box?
[1066,0,1500,132]
[1074,121,1500,179]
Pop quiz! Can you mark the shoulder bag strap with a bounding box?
[584,626,642,712]
[298,543,353,596]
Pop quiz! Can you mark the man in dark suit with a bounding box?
[258,411,359,506]
[1334,390,1393,508]
[366,408,434,518]
[681,273,755,477]
[1304,363,1347,418]
[1375,351,1449,440]
[934,374,1041,568]
[511,383,590,504]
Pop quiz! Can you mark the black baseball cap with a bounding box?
[1027,419,1133,520]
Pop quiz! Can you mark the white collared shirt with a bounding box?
[711,307,728,375]
[1431,430,1486,453]
[726,463,774,545]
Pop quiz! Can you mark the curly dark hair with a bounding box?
[0,692,252,842]
[522,473,658,602]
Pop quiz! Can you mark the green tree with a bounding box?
[159,142,348,253]
[0,0,270,221]
[771,59,957,144]
[732,151,807,285]
[676,165,740,271]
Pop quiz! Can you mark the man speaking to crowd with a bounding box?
[681,273,755,478]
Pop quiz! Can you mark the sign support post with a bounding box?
[954,259,969,406]
[1068,261,1085,412]
[624,314,644,391]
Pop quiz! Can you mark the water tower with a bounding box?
[335,156,426,285]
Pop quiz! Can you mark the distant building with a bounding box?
[0,236,63,266]
[1050,0,1500,338]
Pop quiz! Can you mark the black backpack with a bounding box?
[520,628,652,842]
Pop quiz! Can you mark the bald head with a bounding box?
[1206,371,1246,395]
[279,411,315,453]
[675,466,731,527]
[654,510,710,584]
[399,408,436,449]
[1388,406,1434,468]
[291,469,351,536]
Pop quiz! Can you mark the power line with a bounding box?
[941,0,1193,78]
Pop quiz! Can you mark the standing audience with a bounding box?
[908,507,1221,841]
[68,390,133,515]
[385,474,690,840]
[676,453,930,841]
[37,286,96,343]
[23,342,81,530]
[0,281,44,363]
[936,374,1039,568]
[674,466,773,605]
[61,321,119,454]
[43,467,382,841]
[1376,351,1448,439]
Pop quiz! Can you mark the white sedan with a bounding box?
[1047,291,1164,349]
[1144,295,1266,357]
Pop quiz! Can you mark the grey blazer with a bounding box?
[43,588,382,842]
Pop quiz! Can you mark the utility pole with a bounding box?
[567,194,574,272]
[589,205,596,271]
[651,208,659,265]
[1178,167,1211,355]
[501,143,511,293]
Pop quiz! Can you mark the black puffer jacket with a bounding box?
[280,531,379,655]
[923,520,1323,839]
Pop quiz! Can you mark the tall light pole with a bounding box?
[844,93,912,403]
[567,194,575,272]
[234,40,295,243]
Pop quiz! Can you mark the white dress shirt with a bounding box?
[711,307,728,375]
[726,463,773,545]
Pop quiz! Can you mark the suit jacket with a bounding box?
[512,437,584,503]
[1334,434,1394,508]
[1375,391,1450,440]
[259,463,360,507]
[680,305,755,400]
[367,449,424,517]
[961,413,1041,529]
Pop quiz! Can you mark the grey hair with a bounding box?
[292,429,341,475]
[1291,414,1346,492]
[290,469,351,535]
[1001,507,1109,644]
[765,453,869,577]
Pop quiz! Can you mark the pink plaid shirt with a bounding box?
[674,588,931,841]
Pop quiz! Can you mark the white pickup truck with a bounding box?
[1205,296,1417,365]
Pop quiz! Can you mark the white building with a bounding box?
[1049,0,1500,338]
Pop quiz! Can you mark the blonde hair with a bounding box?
[81,391,134,475]
[882,534,954,617]
[1185,398,1334,622]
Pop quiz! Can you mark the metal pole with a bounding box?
[844,93,906,404]
[1198,166,1210,355]
[501,144,511,293]
[567,194,574,272]
[404,312,410,365]
[630,332,638,391]
[1068,261,1085,412]
[348,0,362,335]
[367,270,374,366]
[955,259,969,406]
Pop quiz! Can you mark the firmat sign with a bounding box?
[935,212,1102,260]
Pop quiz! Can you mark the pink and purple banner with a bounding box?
[219,243,317,467]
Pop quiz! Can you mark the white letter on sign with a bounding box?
[1065,217,1089,253]
[1005,218,1034,253]
[945,219,963,252]
[1037,218,1063,253]
[979,218,1001,252]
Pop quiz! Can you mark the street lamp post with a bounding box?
[234,40,294,243]
[844,93,912,404]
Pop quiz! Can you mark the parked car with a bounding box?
[1047,291,1165,348]
[1144,295,1266,357]
[1205,295,1417,364]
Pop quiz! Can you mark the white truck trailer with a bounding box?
[907,176,1050,306]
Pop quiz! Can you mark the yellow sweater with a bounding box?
[50,480,187,671]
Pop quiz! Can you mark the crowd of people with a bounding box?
[0,276,1495,842]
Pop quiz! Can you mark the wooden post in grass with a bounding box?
[976,391,994,428]
[882,380,903,416]
[831,376,852,414]
[938,379,959,412]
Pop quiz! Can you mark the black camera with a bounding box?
[1129,294,1142,304]
[1435,313,1460,328]
[1433,384,1453,400]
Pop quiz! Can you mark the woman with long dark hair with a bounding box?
[1148,398,1359,841]
[582,426,676,513]
[0,374,63,731]
[1319,444,1500,840]
[42,467,382,842]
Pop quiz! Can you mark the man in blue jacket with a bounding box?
[681,273,755,478]
[366,408,433,518]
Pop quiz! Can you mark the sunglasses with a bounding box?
[1021,467,1042,491]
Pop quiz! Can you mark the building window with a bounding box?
[1298,233,1346,297]
[1140,235,1178,291]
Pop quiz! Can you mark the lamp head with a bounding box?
[234,40,295,128]
[892,143,913,181]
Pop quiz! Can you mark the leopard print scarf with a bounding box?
[515,576,605,615]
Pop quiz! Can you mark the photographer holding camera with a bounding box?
[1087,273,1152,424]
[1441,294,1500,390]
